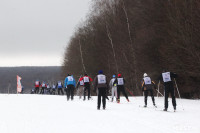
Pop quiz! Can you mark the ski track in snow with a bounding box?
[0,94,199,133]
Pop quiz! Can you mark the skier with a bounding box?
[51,83,56,95]
[31,88,35,94]
[40,81,47,94]
[34,80,41,94]
[76,75,84,99]
[93,70,109,110]
[56,81,64,95]
[141,73,156,107]
[64,74,76,101]
[46,83,51,94]
[158,70,177,111]
[109,75,117,102]
[113,73,129,103]
[79,73,93,100]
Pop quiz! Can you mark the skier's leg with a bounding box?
[170,86,177,109]
[97,89,101,109]
[117,87,120,102]
[83,87,86,100]
[164,87,169,109]
[150,89,155,105]
[88,85,91,100]
[121,86,129,100]
[114,86,118,100]
[144,90,148,106]
[71,86,74,100]
[102,88,106,109]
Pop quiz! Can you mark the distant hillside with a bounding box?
[0,66,62,94]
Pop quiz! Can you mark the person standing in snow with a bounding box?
[56,81,64,95]
[76,75,84,99]
[34,80,41,94]
[51,83,56,95]
[158,70,177,111]
[113,74,129,103]
[40,81,47,94]
[64,74,76,101]
[141,73,156,107]
[46,83,51,94]
[109,75,117,102]
[93,70,109,110]
[79,73,93,100]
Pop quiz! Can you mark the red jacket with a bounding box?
[35,81,40,88]
[79,76,93,84]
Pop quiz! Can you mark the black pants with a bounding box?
[35,87,39,94]
[58,88,64,95]
[67,85,74,100]
[117,86,128,100]
[164,84,176,109]
[97,87,107,109]
[84,84,91,100]
[144,89,155,105]
[40,87,45,94]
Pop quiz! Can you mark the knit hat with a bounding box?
[118,73,122,77]
[98,70,103,74]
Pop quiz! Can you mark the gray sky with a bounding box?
[0,0,91,66]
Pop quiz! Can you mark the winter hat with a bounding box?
[143,73,148,77]
[112,75,116,78]
[118,73,122,77]
[98,70,103,74]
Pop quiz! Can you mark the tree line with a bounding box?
[62,0,200,98]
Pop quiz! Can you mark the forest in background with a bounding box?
[62,0,200,98]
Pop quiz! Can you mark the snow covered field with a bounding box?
[0,94,199,133]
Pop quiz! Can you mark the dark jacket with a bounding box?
[93,74,109,91]
[141,76,156,91]
[158,72,177,86]
[113,78,126,86]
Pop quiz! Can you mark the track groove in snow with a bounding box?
[0,94,199,133]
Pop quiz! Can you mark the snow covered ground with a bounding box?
[0,94,199,133]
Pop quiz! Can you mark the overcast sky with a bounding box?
[0,0,91,66]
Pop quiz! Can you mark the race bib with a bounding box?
[98,75,106,84]
[68,76,73,81]
[58,82,62,86]
[53,85,56,88]
[83,77,89,83]
[144,77,151,85]
[42,83,46,87]
[80,80,84,86]
[117,78,124,85]
[35,81,39,85]
[162,72,171,82]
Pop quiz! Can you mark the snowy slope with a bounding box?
[0,94,199,133]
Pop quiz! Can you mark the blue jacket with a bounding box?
[64,76,76,87]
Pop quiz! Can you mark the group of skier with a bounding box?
[32,80,65,95]
[31,69,178,111]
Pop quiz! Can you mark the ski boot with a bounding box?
[103,107,106,110]
[117,99,120,103]
[163,108,167,111]
[144,105,147,108]
[127,99,130,102]
[174,106,176,112]
[153,103,157,108]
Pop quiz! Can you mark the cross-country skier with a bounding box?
[51,83,56,95]
[76,75,84,99]
[34,80,41,94]
[113,74,129,103]
[56,81,64,95]
[79,73,93,100]
[46,83,51,94]
[93,70,109,110]
[64,74,76,101]
[109,75,117,102]
[158,70,178,111]
[40,81,47,94]
[141,73,156,107]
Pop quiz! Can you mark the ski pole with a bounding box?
[157,80,160,98]
[126,88,134,96]
[155,89,164,97]
[174,79,184,110]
